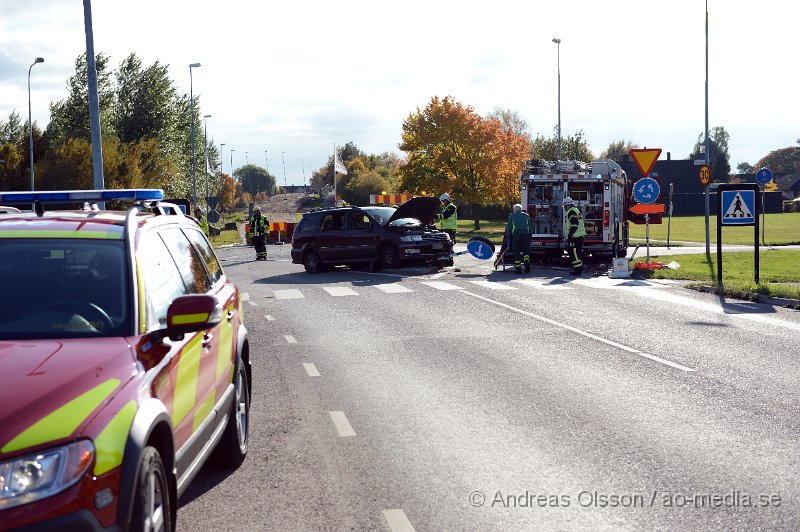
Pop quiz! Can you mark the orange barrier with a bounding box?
[369,194,414,205]
[633,261,666,270]
[269,222,295,241]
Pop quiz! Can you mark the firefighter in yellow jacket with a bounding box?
[249,206,269,261]
[438,193,457,243]
[563,197,586,275]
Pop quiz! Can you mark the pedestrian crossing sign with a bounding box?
[720,189,756,225]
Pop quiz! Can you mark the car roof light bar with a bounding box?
[0,189,164,203]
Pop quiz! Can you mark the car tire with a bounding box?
[130,446,172,532]
[303,250,321,273]
[211,359,250,467]
[379,244,399,269]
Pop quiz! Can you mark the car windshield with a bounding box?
[0,239,130,340]
[362,207,423,227]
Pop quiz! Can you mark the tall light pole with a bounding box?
[704,0,711,260]
[245,151,249,165]
[264,150,269,174]
[281,151,287,189]
[219,143,226,174]
[203,114,211,214]
[302,158,306,187]
[28,57,44,191]
[189,62,201,210]
[83,0,103,191]
[230,149,235,180]
[552,38,562,161]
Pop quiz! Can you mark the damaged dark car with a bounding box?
[291,196,454,273]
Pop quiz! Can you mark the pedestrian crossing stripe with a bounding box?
[721,190,755,224]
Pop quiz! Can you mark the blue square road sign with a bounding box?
[720,189,756,225]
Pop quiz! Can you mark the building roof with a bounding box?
[776,173,800,192]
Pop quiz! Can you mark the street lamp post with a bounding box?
[264,150,269,174]
[281,151,287,189]
[189,62,201,211]
[245,151,249,165]
[552,38,561,161]
[28,57,44,191]
[219,143,226,174]
[302,158,306,187]
[230,149,235,180]
[203,114,211,214]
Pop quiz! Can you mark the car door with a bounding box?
[343,210,379,262]
[316,212,347,262]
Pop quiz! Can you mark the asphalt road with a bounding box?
[177,243,799,531]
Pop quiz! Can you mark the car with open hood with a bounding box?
[291,196,453,273]
[0,189,251,531]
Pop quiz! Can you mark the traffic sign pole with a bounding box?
[667,182,674,249]
[755,168,772,248]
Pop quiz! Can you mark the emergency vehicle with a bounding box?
[517,159,629,260]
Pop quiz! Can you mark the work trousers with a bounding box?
[568,236,584,273]
[511,234,531,268]
[253,234,267,260]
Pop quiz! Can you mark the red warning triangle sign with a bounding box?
[629,148,662,177]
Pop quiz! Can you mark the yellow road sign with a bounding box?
[699,164,710,186]
[629,148,662,177]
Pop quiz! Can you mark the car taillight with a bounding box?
[604,210,610,227]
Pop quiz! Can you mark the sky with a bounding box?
[1,0,797,187]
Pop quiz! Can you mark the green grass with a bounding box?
[629,212,800,245]
[633,249,800,300]
[456,220,507,243]
[209,211,246,247]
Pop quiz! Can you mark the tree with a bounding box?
[0,111,24,144]
[531,126,594,162]
[486,107,531,138]
[600,139,640,162]
[237,164,276,197]
[755,147,800,174]
[736,162,755,174]
[113,54,176,144]
[344,170,396,206]
[398,96,530,227]
[689,126,731,182]
[46,53,115,145]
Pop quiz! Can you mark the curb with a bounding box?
[689,285,800,310]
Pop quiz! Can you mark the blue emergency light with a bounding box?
[0,189,164,203]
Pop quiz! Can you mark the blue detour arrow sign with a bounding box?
[466,238,495,259]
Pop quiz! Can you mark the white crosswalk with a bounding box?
[260,277,673,302]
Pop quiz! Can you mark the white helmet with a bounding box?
[440,193,450,202]
[562,197,575,206]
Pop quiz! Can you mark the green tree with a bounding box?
[690,126,731,182]
[344,170,396,206]
[736,162,755,174]
[113,54,176,143]
[0,111,24,144]
[46,53,115,145]
[755,147,800,174]
[237,164,276,197]
[600,139,639,162]
[531,126,594,162]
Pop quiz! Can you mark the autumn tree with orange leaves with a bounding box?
[398,96,530,228]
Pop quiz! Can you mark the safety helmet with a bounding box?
[440,193,450,202]
[253,205,261,211]
[562,197,575,206]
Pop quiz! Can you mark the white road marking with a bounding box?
[383,509,416,532]
[375,283,413,294]
[329,411,356,437]
[285,335,297,344]
[572,277,668,289]
[420,281,463,291]
[469,280,516,290]
[264,315,275,321]
[247,300,258,307]
[463,291,696,372]
[274,289,305,300]
[512,279,572,290]
[241,292,250,301]
[427,272,447,280]
[324,286,359,296]
[303,363,321,377]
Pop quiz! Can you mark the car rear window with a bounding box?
[0,239,130,339]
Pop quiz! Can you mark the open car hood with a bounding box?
[385,196,441,226]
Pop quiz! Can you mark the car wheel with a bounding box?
[379,245,400,269]
[130,447,172,532]
[211,359,250,467]
[303,250,321,273]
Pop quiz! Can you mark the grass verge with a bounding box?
[632,249,800,301]
[629,212,800,245]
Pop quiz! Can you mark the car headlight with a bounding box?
[400,235,422,242]
[0,440,94,511]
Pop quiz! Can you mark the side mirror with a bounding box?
[150,294,222,344]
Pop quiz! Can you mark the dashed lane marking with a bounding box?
[374,283,413,294]
[274,289,305,300]
[285,335,298,344]
[383,509,416,532]
[265,315,275,321]
[303,363,321,377]
[323,286,359,297]
[247,300,258,307]
[329,411,356,437]
[512,279,572,290]
[241,292,250,301]
[469,280,516,290]
[419,281,463,291]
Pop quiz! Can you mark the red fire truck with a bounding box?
[518,159,629,261]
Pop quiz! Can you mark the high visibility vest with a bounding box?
[249,214,268,236]
[563,206,586,238]
[440,203,457,230]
